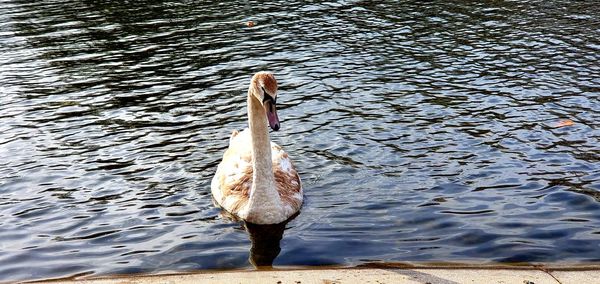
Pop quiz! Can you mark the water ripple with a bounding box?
[1,0,600,282]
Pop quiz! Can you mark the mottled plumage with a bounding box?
[211,72,303,224]
[211,129,302,219]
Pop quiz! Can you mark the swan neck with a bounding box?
[244,84,285,224]
[247,91,276,194]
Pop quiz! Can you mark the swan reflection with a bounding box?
[244,221,287,268]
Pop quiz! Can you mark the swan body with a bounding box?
[211,72,303,224]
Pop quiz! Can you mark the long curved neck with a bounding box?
[247,92,275,190]
[246,89,282,223]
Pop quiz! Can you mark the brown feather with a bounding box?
[216,153,302,215]
[218,164,252,213]
[251,73,278,99]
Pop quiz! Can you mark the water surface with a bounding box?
[1,0,600,282]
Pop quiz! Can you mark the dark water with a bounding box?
[1,0,600,282]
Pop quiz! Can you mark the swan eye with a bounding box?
[261,87,276,104]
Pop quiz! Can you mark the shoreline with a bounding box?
[29,263,600,284]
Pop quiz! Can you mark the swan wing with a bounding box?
[211,129,253,214]
[212,129,303,218]
[271,142,303,216]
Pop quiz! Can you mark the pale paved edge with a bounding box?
[550,270,600,284]
[28,268,590,284]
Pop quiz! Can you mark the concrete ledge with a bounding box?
[32,266,600,284]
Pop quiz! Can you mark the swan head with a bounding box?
[251,72,280,131]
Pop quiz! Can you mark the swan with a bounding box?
[211,72,303,224]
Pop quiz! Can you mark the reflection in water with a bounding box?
[217,205,291,268]
[245,221,287,268]
[218,207,291,268]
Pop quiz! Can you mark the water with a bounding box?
[1,0,600,282]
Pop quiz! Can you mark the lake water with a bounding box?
[1,0,599,282]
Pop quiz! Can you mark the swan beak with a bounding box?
[263,100,280,131]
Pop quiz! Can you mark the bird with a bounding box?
[211,72,303,224]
